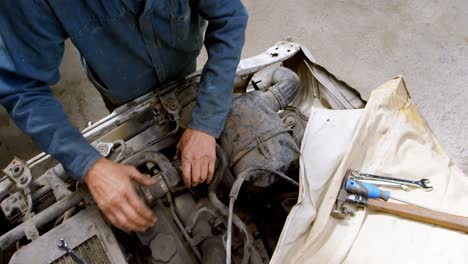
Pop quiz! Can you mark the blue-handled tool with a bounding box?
[346,180,390,201]
[331,170,468,233]
[346,179,437,211]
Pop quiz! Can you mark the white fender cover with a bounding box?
[271,77,468,264]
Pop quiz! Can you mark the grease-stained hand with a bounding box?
[84,158,157,232]
[177,128,216,187]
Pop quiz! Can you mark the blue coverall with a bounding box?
[0,0,248,179]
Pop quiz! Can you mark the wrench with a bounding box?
[57,238,88,264]
[355,179,411,191]
[350,170,433,191]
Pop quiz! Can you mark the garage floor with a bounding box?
[1,0,466,173]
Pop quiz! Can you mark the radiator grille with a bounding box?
[52,236,111,264]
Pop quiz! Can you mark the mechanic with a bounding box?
[0,1,247,233]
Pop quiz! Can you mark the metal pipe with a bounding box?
[0,164,65,202]
[0,192,82,250]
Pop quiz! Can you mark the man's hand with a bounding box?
[177,128,216,187]
[84,158,157,232]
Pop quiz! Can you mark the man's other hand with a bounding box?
[177,128,216,187]
[84,158,157,232]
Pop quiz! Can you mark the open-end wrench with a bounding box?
[350,170,433,191]
[57,238,87,264]
[354,179,411,191]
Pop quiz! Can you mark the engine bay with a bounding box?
[0,41,364,264]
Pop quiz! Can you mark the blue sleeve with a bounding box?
[190,0,248,137]
[0,1,101,180]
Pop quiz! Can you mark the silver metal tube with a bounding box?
[389,194,438,211]
[0,192,82,250]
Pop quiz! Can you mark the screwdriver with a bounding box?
[346,179,436,210]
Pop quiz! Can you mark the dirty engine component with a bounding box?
[0,41,365,264]
[220,67,300,188]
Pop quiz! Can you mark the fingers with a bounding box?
[190,156,210,187]
[182,156,213,187]
[199,157,209,184]
[110,190,157,233]
[191,159,201,187]
[126,188,157,224]
[111,210,133,232]
[207,159,215,184]
[127,166,157,186]
[85,159,158,233]
[120,199,151,231]
[182,158,192,187]
[177,128,216,187]
[99,192,156,233]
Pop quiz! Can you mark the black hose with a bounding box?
[208,145,229,194]
[123,150,176,176]
[262,67,300,112]
[226,167,299,264]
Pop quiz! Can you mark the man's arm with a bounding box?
[0,1,156,232]
[177,0,248,187]
[0,1,101,179]
[192,0,248,137]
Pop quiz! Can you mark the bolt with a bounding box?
[11,165,23,177]
[97,144,109,155]
[165,98,178,111]
[284,115,296,126]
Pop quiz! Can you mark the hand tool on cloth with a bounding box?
[348,169,433,191]
[57,238,88,264]
[331,170,468,233]
[345,179,435,210]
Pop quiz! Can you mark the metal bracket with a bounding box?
[3,157,32,190]
[95,142,114,157]
[160,93,181,122]
[0,192,28,221]
[23,222,40,241]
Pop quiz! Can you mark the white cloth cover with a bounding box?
[271,77,468,264]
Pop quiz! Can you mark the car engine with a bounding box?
[0,41,364,264]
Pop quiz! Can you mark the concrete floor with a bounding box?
[1,0,467,173]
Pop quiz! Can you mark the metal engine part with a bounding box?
[280,106,309,146]
[123,148,228,264]
[0,41,365,264]
[220,67,301,187]
[8,208,126,264]
[0,192,28,222]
